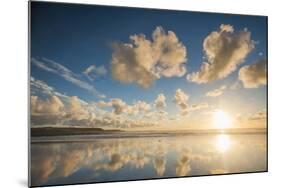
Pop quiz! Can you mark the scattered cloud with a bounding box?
[30,76,69,102]
[109,99,127,115]
[190,103,209,111]
[231,109,267,128]
[126,100,151,116]
[111,26,187,88]
[157,110,169,120]
[30,77,88,105]
[142,110,167,121]
[206,85,227,97]
[133,101,151,113]
[31,95,64,115]
[30,79,260,129]
[83,64,107,81]
[31,94,96,126]
[99,98,127,115]
[31,89,159,128]
[238,59,267,88]
[30,78,99,126]
[31,97,150,129]
[187,24,255,83]
[174,89,189,115]
[98,98,151,116]
[248,110,267,121]
[32,57,106,98]
[66,96,95,121]
[154,93,166,108]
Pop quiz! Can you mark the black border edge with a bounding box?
[266,16,269,172]
[28,0,31,187]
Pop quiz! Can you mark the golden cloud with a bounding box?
[187,24,254,83]
[239,59,267,88]
[206,85,226,97]
[111,26,187,88]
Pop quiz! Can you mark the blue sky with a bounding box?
[30,2,267,129]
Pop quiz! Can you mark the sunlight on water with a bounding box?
[216,134,231,153]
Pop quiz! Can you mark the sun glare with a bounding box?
[213,110,232,129]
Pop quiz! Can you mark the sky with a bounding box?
[30,2,267,130]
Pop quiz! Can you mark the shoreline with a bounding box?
[31,127,267,143]
[31,126,267,137]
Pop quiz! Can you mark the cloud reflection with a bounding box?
[175,149,191,176]
[31,134,267,186]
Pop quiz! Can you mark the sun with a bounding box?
[213,110,233,129]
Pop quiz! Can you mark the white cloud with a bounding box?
[30,76,76,104]
[238,59,267,88]
[158,110,168,120]
[187,24,255,83]
[108,98,127,115]
[83,64,107,81]
[32,57,105,98]
[133,101,151,113]
[31,94,97,126]
[173,89,209,115]
[94,110,157,129]
[30,77,99,126]
[190,103,209,111]
[141,109,169,123]
[111,26,187,88]
[31,95,66,126]
[97,100,111,108]
[126,100,151,116]
[174,89,189,115]
[31,95,64,115]
[30,77,54,95]
[98,98,151,116]
[206,85,227,97]
[154,93,166,108]
[31,93,157,128]
[66,96,95,121]
[174,89,189,109]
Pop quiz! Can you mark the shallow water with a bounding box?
[30,133,267,187]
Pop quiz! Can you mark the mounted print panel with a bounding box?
[29,1,267,187]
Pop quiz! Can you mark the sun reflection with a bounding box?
[216,134,231,153]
